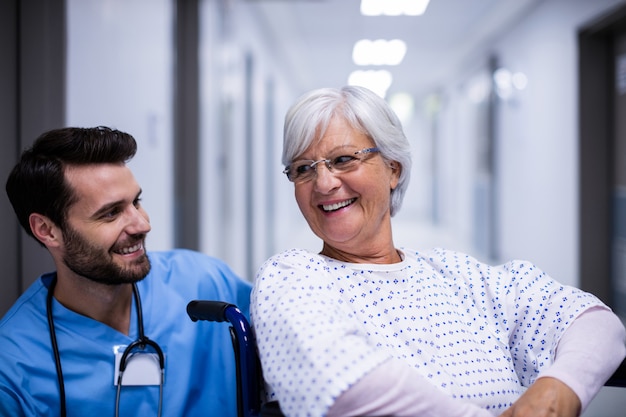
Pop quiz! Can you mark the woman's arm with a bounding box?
[499,307,626,417]
[327,358,495,417]
[538,307,625,409]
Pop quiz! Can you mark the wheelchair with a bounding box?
[187,300,281,417]
[187,300,626,417]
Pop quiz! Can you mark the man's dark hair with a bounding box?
[5,126,138,244]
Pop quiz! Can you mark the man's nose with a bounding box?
[126,207,151,235]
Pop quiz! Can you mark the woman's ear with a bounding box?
[389,162,401,190]
[29,213,62,248]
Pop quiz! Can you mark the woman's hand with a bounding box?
[499,377,581,417]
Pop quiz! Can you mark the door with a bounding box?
[613,31,626,317]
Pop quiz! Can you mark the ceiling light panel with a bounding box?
[352,39,407,66]
[360,0,430,16]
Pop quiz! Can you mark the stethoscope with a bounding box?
[46,277,165,417]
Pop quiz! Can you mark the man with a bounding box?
[0,126,251,416]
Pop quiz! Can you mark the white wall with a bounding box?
[493,0,623,285]
[198,0,311,279]
[416,0,625,288]
[66,0,174,251]
[65,0,311,280]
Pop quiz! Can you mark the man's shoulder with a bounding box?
[147,249,227,268]
[0,278,47,327]
[0,279,48,358]
[145,249,248,287]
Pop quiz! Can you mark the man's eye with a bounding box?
[103,208,121,219]
[332,155,357,166]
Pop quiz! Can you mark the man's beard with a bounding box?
[61,225,151,285]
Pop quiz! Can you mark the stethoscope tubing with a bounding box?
[46,277,165,417]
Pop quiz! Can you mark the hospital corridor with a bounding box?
[1,0,626,415]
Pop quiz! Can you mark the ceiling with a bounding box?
[249,0,544,98]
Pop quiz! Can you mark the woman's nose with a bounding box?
[312,162,341,192]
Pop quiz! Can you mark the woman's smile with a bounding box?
[320,198,357,213]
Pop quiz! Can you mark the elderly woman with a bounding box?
[251,86,626,417]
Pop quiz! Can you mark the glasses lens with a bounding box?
[286,161,314,182]
[330,155,360,172]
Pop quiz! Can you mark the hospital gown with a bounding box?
[251,247,606,416]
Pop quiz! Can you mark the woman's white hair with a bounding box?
[283,85,412,216]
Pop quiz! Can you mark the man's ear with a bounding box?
[29,213,62,248]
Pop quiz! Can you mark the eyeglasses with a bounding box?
[283,147,380,183]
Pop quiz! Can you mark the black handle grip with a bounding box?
[186,300,235,322]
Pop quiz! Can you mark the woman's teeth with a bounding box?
[322,198,356,212]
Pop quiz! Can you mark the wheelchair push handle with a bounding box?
[186,300,264,417]
[186,300,237,323]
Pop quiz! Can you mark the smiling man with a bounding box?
[1,126,251,417]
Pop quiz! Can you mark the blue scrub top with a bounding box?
[0,249,252,417]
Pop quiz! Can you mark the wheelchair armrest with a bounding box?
[605,357,626,387]
[260,401,284,416]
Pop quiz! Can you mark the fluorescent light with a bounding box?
[512,72,528,90]
[352,39,407,66]
[361,0,430,16]
[493,68,529,100]
[348,69,393,98]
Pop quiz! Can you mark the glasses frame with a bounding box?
[283,147,380,183]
